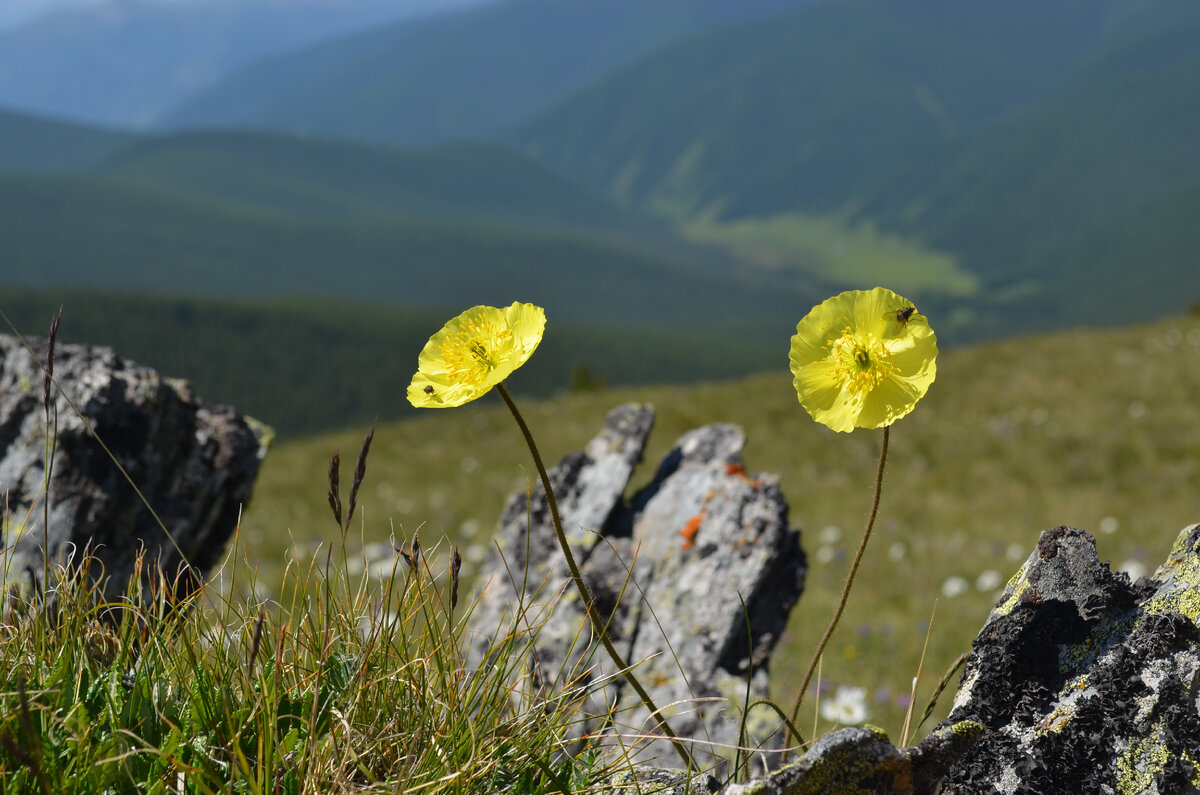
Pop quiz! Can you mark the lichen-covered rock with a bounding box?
[596,767,721,795]
[938,524,1200,794]
[0,333,269,601]
[719,721,984,795]
[469,403,806,769]
[588,522,1200,792]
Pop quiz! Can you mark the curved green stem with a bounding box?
[786,424,891,745]
[496,384,696,769]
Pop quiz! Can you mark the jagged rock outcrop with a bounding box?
[469,403,806,769]
[680,523,1200,794]
[936,524,1200,794]
[0,333,270,601]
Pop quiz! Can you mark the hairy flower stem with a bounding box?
[787,424,891,747]
[496,383,695,769]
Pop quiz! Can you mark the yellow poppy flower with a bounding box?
[408,302,546,408]
[789,287,937,432]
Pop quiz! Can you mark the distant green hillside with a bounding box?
[514,0,1119,219]
[0,108,140,172]
[0,170,826,336]
[159,0,814,145]
[95,131,645,232]
[7,0,1197,360]
[857,12,1200,332]
[512,0,1200,336]
[0,287,783,438]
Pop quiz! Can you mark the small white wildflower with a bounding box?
[1006,543,1027,562]
[1128,401,1146,420]
[819,525,843,545]
[1098,516,1119,535]
[888,542,907,562]
[941,576,969,598]
[460,456,480,474]
[820,686,869,725]
[368,558,397,581]
[1120,559,1147,581]
[1030,407,1048,426]
[975,570,1003,592]
[815,546,837,565]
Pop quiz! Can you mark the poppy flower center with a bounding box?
[830,327,894,396]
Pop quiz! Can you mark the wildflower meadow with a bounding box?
[5,293,1200,791]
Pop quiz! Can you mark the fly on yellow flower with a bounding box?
[408,302,546,408]
[789,287,937,432]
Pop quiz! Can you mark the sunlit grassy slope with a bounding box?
[237,312,1200,742]
[682,212,980,299]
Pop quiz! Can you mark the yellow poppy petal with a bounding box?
[408,302,546,409]
[789,287,937,432]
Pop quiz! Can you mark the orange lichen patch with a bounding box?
[679,512,705,550]
[725,461,765,486]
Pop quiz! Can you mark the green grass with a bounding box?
[0,506,616,793]
[239,311,1200,740]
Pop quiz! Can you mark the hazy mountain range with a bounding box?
[0,0,492,126]
[160,0,815,144]
[1,0,1197,435]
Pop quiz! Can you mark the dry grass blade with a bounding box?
[43,308,61,416]
[902,599,939,745]
[247,609,266,680]
[327,451,343,528]
[450,546,462,615]
[345,425,374,529]
[41,309,64,587]
[913,652,969,737]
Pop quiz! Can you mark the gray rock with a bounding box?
[603,522,1200,793]
[595,767,721,795]
[470,403,806,770]
[935,524,1200,794]
[718,721,984,795]
[0,333,269,602]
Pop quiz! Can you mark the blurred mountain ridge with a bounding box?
[1,0,1198,377]
[0,0,493,127]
